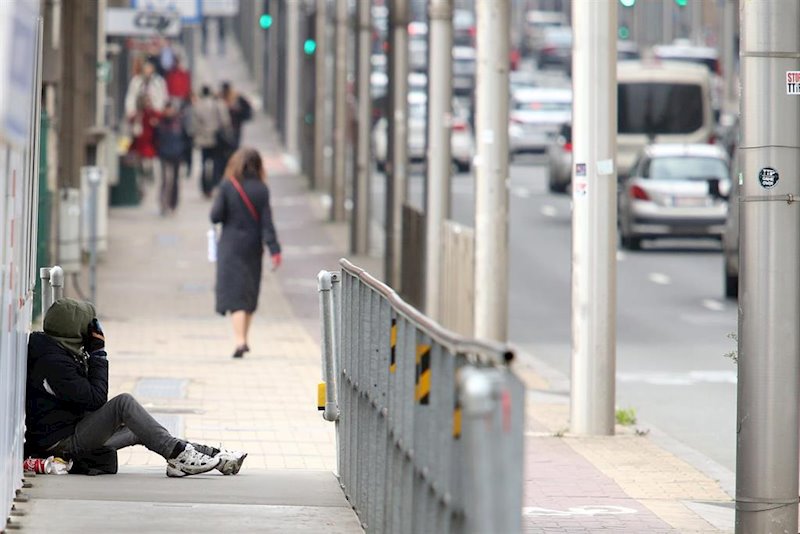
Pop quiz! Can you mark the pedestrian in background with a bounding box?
[220,81,252,158]
[191,86,232,198]
[165,55,194,180]
[128,94,160,186]
[210,148,281,359]
[155,100,186,215]
[124,57,168,117]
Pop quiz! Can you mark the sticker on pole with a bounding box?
[787,71,800,95]
[575,163,587,177]
[758,167,779,189]
[574,178,588,198]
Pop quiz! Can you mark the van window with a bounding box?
[618,83,704,135]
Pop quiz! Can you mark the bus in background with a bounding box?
[617,61,715,177]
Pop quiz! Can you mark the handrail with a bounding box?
[339,258,514,364]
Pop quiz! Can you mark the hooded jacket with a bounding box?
[25,299,108,455]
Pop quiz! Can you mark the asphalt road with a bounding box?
[370,155,738,473]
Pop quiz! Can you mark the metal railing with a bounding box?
[318,259,524,534]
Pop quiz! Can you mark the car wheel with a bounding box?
[376,160,386,173]
[456,161,471,174]
[620,234,642,251]
[725,272,738,299]
[548,176,568,194]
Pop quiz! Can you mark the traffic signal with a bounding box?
[618,25,630,40]
[619,0,635,7]
[303,38,316,55]
[259,14,273,29]
[674,0,687,6]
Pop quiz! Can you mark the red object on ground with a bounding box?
[166,67,191,101]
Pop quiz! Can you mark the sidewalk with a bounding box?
[17,36,735,534]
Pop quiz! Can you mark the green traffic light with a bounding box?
[618,26,630,40]
[259,14,273,29]
[674,0,687,6]
[619,0,635,7]
[303,39,316,55]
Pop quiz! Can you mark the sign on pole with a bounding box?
[202,0,239,17]
[106,7,182,37]
[131,0,202,24]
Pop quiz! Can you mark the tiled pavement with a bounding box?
[20,34,737,533]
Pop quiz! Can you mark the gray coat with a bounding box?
[191,96,231,148]
[210,176,281,315]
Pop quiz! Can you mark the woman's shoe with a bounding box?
[232,345,247,358]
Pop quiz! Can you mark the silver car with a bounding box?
[546,123,571,193]
[509,87,571,156]
[618,143,731,250]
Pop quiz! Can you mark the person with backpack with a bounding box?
[155,100,187,215]
[220,81,253,157]
[25,298,247,477]
[191,86,232,198]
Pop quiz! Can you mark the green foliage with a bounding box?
[615,407,637,426]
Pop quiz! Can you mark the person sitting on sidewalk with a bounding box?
[25,298,246,477]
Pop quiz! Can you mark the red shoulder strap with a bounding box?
[228,177,260,222]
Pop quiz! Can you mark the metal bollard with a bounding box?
[318,271,340,422]
[39,267,52,316]
[87,168,101,305]
[50,265,64,302]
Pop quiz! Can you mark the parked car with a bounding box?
[523,10,568,56]
[536,26,572,73]
[618,143,731,250]
[372,92,474,173]
[509,87,571,156]
[617,41,641,61]
[452,46,476,96]
[409,22,428,72]
[547,123,572,193]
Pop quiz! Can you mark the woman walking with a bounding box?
[210,148,281,358]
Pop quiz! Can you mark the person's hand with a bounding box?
[270,253,282,271]
[85,318,106,356]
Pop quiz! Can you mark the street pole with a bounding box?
[473,0,509,342]
[424,0,453,320]
[313,0,328,191]
[266,0,280,120]
[332,0,348,222]
[569,0,616,436]
[735,2,800,532]
[385,0,409,287]
[721,0,736,111]
[352,0,372,254]
[285,0,301,163]
[662,1,672,44]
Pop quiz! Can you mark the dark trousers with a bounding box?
[54,393,181,460]
[201,147,225,196]
[160,158,181,212]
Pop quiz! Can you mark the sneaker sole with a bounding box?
[167,458,221,477]
[219,453,247,475]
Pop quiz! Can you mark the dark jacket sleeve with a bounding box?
[210,183,227,224]
[40,353,109,411]
[261,186,281,255]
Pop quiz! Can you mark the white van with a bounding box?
[617,61,714,177]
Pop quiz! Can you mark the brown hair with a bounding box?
[224,147,266,182]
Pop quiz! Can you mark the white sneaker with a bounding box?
[214,448,247,475]
[166,444,221,477]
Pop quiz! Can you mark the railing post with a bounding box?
[39,267,51,316]
[49,265,64,303]
[318,270,339,422]
[459,367,496,534]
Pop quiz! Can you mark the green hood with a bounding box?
[43,298,96,357]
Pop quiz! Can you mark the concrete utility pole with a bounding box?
[424,0,453,320]
[285,0,301,162]
[385,0,409,287]
[721,0,737,111]
[313,0,328,191]
[473,0,510,342]
[332,0,348,222]
[661,1,672,44]
[266,0,280,120]
[352,0,371,254]
[569,0,617,436]
[735,2,800,532]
